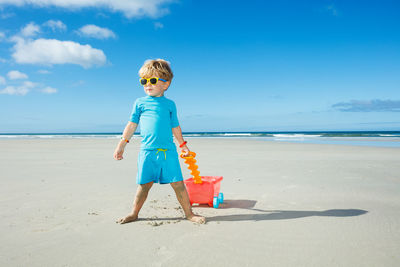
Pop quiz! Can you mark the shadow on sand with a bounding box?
[203,199,368,222]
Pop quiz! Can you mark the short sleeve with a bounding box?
[129,99,142,123]
[170,101,180,128]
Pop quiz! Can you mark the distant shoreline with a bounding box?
[1,131,400,148]
[1,130,400,137]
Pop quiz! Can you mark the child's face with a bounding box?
[142,76,170,97]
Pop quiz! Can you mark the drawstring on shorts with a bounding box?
[156,148,168,160]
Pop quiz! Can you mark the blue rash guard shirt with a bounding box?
[129,95,179,150]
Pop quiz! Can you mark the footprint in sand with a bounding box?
[148,221,163,227]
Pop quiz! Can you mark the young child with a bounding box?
[113,59,206,224]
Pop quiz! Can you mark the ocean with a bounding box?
[1,131,400,148]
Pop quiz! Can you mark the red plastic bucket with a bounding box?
[184,176,223,207]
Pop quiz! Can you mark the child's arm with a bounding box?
[113,121,138,160]
[172,126,190,156]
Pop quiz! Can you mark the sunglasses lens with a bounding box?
[149,78,157,85]
[140,79,147,85]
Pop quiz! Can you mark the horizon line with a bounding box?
[1,130,400,135]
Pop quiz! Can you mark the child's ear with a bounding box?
[165,81,171,89]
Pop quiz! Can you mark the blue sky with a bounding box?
[0,0,399,133]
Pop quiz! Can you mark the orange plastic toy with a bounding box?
[180,151,224,208]
[180,151,202,184]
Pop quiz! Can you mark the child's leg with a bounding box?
[170,181,206,224]
[116,181,154,224]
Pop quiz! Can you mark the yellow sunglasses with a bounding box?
[139,77,167,86]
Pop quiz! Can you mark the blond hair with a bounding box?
[139,59,173,81]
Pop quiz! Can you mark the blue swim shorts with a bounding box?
[136,148,184,185]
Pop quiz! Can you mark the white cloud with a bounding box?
[325,4,339,16]
[0,80,36,96]
[7,70,28,80]
[41,86,57,94]
[0,31,5,40]
[0,73,57,95]
[0,86,28,95]
[38,69,51,74]
[11,37,106,68]
[21,22,41,37]
[43,20,67,32]
[96,12,110,19]
[71,80,85,87]
[332,99,400,112]
[0,57,7,63]
[154,22,164,29]
[22,81,36,88]
[0,0,174,18]
[77,24,116,39]
[0,12,15,19]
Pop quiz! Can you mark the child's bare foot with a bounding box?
[116,214,138,224]
[187,214,206,224]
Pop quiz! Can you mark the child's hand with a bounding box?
[181,145,190,157]
[113,147,124,160]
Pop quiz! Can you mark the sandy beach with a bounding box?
[0,138,399,267]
